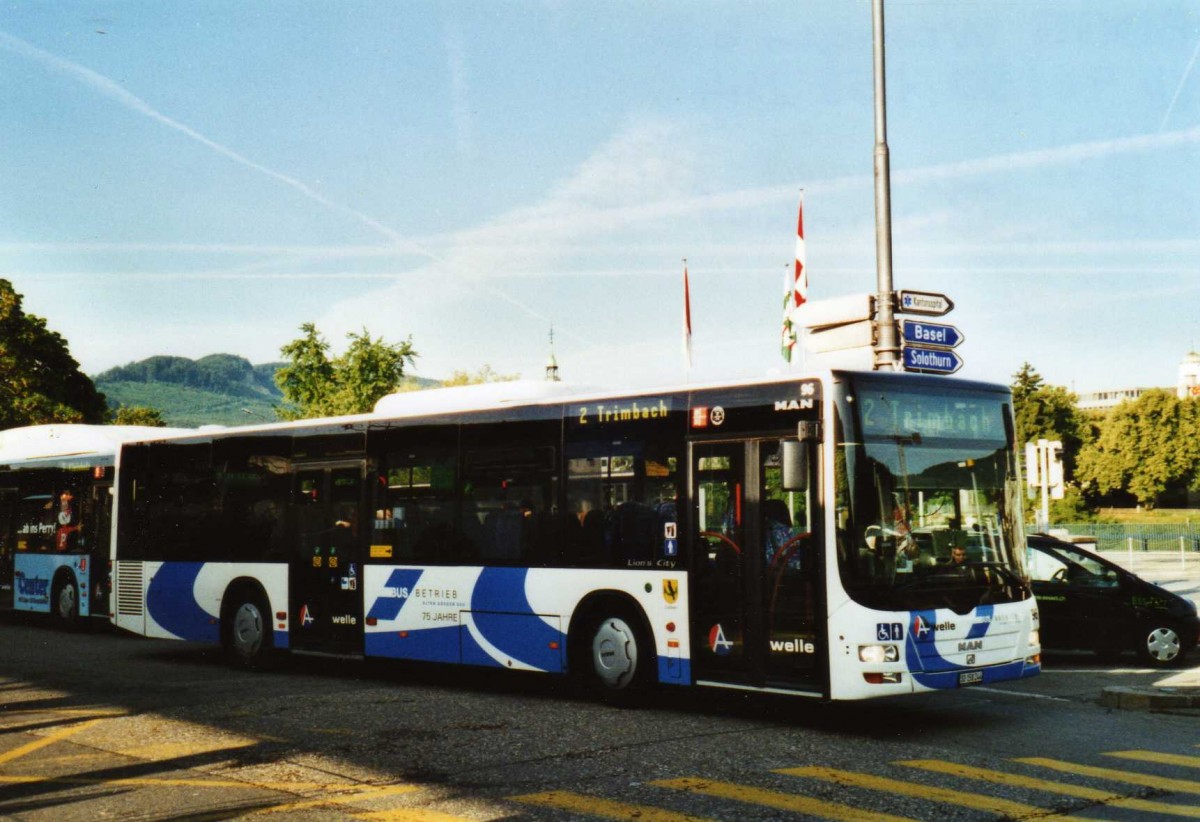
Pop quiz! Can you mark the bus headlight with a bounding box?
[858,644,900,664]
[1028,629,1040,648]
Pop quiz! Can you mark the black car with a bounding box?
[1027,534,1200,668]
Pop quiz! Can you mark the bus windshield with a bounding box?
[834,375,1029,613]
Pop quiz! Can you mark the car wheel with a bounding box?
[1137,623,1184,668]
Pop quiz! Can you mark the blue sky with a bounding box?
[1,2,1198,395]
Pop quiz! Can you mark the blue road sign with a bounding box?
[903,345,963,375]
[902,320,964,349]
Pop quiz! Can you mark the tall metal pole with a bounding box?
[872,0,901,369]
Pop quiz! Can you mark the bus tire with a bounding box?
[52,574,81,631]
[223,588,274,669]
[573,603,651,704]
[1137,621,1185,668]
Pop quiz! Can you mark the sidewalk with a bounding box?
[1099,667,1200,712]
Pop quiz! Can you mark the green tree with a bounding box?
[1076,389,1200,507]
[440,364,519,387]
[274,324,417,419]
[111,405,168,427]
[1010,362,1088,481]
[0,279,108,429]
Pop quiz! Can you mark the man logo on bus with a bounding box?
[708,623,734,656]
[300,604,314,627]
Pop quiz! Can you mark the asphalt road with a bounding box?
[2,615,1200,821]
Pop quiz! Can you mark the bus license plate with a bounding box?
[958,670,983,686]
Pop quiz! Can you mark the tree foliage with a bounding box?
[111,405,168,427]
[440,364,519,387]
[1076,389,1200,507]
[274,323,417,419]
[1010,362,1088,481]
[0,279,108,429]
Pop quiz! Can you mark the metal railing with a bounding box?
[1050,523,1200,554]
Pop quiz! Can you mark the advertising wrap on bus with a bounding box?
[14,555,93,616]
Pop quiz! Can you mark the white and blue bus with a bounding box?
[0,425,186,626]
[109,370,1040,700]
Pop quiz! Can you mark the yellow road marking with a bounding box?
[901,759,1200,819]
[779,765,1067,818]
[0,708,125,718]
[0,718,100,766]
[652,777,918,821]
[354,809,475,821]
[118,741,256,761]
[0,773,373,792]
[248,785,421,816]
[515,790,718,822]
[1106,750,1200,769]
[1017,756,1200,794]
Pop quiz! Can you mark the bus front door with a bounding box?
[0,488,15,611]
[290,463,366,655]
[689,440,822,693]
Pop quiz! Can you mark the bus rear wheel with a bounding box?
[224,592,273,669]
[53,576,80,630]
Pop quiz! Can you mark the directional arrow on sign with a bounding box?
[901,319,964,349]
[902,345,963,375]
[897,290,954,316]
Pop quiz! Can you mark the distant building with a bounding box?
[1179,350,1200,399]
[1076,350,1200,410]
[1076,387,1154,411]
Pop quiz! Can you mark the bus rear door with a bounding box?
[290,462,367,655]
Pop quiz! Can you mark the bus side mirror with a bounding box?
[783,421,821,491]
[782,441,807,491]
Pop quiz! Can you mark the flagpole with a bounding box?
[682,258,692,381]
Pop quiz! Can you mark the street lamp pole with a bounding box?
[872,0,901,370]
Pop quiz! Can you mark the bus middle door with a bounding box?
[689,439,822,693]
[291,463,366,655]
[689,442,763,685]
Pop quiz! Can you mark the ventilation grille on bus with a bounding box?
[116,562,145,617]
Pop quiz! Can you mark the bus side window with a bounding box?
[460,428,558,567]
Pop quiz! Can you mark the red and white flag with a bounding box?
[781,193,808,362]
[683,262,693,370]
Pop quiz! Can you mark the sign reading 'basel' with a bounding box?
[901,319,964,349]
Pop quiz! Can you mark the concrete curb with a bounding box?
[1100,686,1200,711]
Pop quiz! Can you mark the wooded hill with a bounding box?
[94,354,437,427]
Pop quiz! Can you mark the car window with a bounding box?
[1028,542,1121,588]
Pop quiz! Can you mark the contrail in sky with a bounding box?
[1160,33,1200,131]
[0,31,441,258]
[0,29,578,334]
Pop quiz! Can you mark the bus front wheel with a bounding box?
[576,608,650,703]
[224,591,274,669]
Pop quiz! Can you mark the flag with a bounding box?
[683,262,693,369]
[781,193,808,362]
